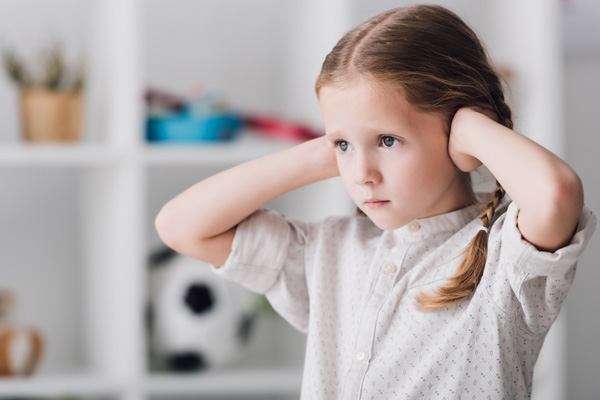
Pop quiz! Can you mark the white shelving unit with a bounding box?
[0,0,355,398]
[0,134,311,400]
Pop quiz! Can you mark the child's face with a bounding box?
[319,79,472,230]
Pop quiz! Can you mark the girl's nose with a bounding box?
[354,151,381,185]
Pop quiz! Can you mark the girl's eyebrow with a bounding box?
[325,131,344,142]
[326,126,385,138]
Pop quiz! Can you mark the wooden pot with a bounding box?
[20,89,83,142]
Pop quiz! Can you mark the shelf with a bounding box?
[0,133,303,168]
[0,143,123,167]
[0,368,302,398]
[146,367,302,396]
[142,132,302,167]
[0,373,127,397]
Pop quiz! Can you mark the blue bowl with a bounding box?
[146,113,243,143]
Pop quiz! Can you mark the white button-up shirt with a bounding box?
[212,198,596,399]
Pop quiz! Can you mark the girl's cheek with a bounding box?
[336,158,352,176]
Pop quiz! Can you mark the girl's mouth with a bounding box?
[364,199,390,209]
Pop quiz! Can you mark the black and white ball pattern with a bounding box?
[148,248,259,372]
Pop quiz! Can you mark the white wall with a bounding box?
[564,55,600,400]
[143,0,287,117]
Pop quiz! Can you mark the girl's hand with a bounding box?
[308,135,340,179]
[448,107,498,172]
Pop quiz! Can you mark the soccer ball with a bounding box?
[148,248,259,372]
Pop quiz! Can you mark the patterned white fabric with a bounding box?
[212,197,596,399]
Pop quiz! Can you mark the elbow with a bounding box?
[155,204,182,252]
[155,205,233,266]
[547,165,584,225]
[517,165,584,252]
[155,204,215,258]
[555,166,583,211]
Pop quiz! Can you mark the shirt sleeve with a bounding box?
[485,202,596,336]
[210,209,311,332]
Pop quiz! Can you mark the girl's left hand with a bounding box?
[448,107,497,172]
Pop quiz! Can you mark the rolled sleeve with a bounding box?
[501,203,596,277]
[211,209,312,332]
[211,209,292,294]
[490,202,596,335]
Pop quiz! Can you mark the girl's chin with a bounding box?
[361,213,407,231]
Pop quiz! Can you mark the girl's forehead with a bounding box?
[320,81,419,124]
[319,77,403,99]
[320,80,447,141]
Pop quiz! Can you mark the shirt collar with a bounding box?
[392,200,485,242]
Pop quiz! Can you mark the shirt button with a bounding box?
[408,222,421,232]
[355,350,367,361]
[384,262,397,273]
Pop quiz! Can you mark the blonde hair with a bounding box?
[316,5,512,311]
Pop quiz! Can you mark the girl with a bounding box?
[156,5,596,399]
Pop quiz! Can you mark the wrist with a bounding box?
[294,136,339,183]
[451,108,496,156]
[449,108,497,172]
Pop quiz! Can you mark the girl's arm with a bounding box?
[155,136,338,266]
[449,107,584,252]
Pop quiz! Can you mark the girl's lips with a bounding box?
[364,199,390,209]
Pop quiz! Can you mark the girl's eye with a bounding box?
[336,140,352,152]
[380,135,400,148]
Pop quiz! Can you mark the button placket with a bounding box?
[342,244,408,397]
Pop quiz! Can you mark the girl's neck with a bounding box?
[420,173,476,219]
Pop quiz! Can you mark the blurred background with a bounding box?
[0,0,598,399]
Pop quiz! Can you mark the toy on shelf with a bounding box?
[144,87,323,144]
[245,114,322,142]
[0,289,44,376]
[145,88,243,143]
[147,248,260,372]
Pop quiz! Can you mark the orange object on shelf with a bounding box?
[19,89,83,142]
[0,325,44,376]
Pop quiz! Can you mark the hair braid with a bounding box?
[416,184,506,311]
[481,184,506,227]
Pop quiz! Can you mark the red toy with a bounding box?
[244,115,323,141]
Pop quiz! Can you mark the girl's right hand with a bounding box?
[308,135,340,180]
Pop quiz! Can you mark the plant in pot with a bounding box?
[2,43,84,142]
